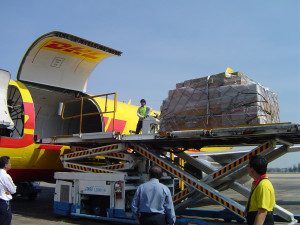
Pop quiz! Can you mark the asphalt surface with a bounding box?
[10,173,300,225]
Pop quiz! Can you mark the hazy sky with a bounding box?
[0,1,299,168]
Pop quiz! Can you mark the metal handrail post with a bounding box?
[79,97,84,134]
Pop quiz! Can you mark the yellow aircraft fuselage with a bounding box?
[2,79,156,182]
[1,31,227,183]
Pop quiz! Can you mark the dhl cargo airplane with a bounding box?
[0,31,252,198]
[3,31,299,202]
[0,31,159,188]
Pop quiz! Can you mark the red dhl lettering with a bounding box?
[42,40,106,62]
[104,117,127,134]
[44,41,71,50]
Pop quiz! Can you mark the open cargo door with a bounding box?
[17,31,122,92]
[0,70,14,129]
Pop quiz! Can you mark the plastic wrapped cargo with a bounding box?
[159,72,280,132]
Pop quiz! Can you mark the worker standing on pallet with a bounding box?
[131,166,176,225]
[245,155,275,225]
[135,99,151,134]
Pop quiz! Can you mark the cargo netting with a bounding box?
[159,72,280,132]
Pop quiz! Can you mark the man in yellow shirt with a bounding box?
[246,155,275,225]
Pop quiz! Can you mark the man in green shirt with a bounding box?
[135,99,151,134]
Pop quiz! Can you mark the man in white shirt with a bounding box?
[0,156,16,225]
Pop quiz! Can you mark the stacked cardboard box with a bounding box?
[159,72,280,132]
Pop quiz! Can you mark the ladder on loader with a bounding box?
[61,143,135,174]
[56,124,300,224]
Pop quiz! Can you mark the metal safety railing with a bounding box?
[61,92,117,134]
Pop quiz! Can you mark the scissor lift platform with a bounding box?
[47,123,300,224]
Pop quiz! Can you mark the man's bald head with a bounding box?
[149,166,162,179]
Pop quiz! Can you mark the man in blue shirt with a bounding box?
[131,166,176,225]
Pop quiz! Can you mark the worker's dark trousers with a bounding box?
[0,201,12,225]
[140,212,166,225]
[135,120,143,134]
[246,211,274,225]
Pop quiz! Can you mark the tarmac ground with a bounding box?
[11,173,300,225]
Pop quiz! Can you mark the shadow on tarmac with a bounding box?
[10,174,300,225]
[11,185,107,225]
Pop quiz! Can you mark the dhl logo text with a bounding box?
[42,39,108,62]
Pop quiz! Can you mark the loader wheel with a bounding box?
[28,193,38,201]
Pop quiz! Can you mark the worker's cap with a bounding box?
[140,99,146,103]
